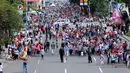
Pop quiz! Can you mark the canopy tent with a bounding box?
[28,10,37,15]
[51,4,56,7]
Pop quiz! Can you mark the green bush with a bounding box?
[126,32,130,37]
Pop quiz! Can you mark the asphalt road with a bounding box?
[3,51,130,73]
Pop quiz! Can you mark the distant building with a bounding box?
[23,0,45,9]
[37,0,45,9]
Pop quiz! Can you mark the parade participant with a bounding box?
[23,59,27,73]
[87,47,92,63]
[51,42,55,55]
[59,47,65,63]
[0,62,3,73]
[100,51,105,65]
[127,53,130,68]
[40,48,44,59]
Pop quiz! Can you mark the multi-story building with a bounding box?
[37,0,45,9]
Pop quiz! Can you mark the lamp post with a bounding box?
[26,1,28,25]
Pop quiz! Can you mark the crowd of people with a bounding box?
[4,2,130,73]
[59,22,130,67]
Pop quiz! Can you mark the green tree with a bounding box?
[69,0,109,17]
[0,0,23,45]
[89,0,109,17]
[69,0,80,5]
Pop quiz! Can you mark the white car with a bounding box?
[53,19,70,26]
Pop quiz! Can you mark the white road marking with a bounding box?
[38,60,40,64]
[94,57,96,61]
[65,69,67,73]
[64,58,66,63]
[99,67,103,73]
[34,70,37,73]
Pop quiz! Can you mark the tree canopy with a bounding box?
[89,0,109,17]
[69,0,109,17]
[0,0,23,45]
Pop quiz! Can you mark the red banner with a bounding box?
[23,0,40,2]
[80,0,83,3]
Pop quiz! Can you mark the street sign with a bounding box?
[18,4,24,10]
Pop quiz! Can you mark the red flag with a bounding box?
[80,0,83,3]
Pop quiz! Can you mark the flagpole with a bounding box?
[26,1,28,25]
[88,0,91,25]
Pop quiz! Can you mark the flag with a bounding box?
[115,4,122,24]
[115,5,120,17]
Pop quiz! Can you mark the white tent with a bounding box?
[51,4,55,7]
[28,10,37,15]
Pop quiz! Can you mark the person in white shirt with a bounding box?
[40,49,44,59]
[0,62,3,73]
[127,53,130,68]
[100,52,105,65]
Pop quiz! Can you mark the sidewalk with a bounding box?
[119,35,130,49]
[0,48,13,68]
[0,58,13,68]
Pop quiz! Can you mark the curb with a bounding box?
[119,35,130,42]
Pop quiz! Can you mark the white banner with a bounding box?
[80,3,83,6]
[84,2,88,5]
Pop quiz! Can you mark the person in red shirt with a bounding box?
[123,41,127,51]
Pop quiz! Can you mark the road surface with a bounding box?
[3,51,130,73]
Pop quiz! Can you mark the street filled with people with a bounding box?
[3,2,130,73]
